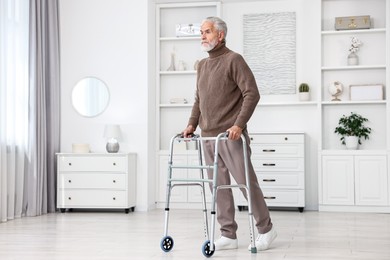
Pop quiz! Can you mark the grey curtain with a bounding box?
[25,0,60,216]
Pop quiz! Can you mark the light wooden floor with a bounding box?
[1,208,390,259]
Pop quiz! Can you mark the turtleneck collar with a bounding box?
[208,40,229,58]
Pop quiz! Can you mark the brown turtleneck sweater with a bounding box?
[188,42,260,137]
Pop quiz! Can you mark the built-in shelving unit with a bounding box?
[155,2,220,208]
[318,0,390,212]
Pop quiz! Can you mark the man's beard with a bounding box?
[201,38,218,52]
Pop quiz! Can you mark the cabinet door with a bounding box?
[187,154,212,203]
[158,154,188,203]
[355,155,388,206]
[322,155,354,205]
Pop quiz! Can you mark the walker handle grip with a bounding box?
[178,133,200,139]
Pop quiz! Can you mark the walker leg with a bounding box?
[161,136,176,253]
[241,135,257,254]
[246,187,257,253]
[198,139,210,240]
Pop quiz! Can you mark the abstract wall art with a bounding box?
[243,12,296,95]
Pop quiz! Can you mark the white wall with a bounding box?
[59,0,152,211]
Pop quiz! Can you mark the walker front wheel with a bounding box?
[160,236,174,252]
[201,240,215,257]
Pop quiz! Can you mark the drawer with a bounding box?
[257,172,304,189]
[249,134,304,144]
[251,144,304,157]
[252,157,304,172]
[58,173,126,189]
[263,189,305,207]
[58,155,127,172]
[57,190,128,207]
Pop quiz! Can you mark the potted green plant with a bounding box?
[298,83,310,101]
[334,112,371,149]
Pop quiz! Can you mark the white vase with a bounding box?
[347,52,359,66]
[344,136,359,150]
[299,92,310,101]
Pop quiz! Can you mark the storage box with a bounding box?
[349,84,384,101]
[72,143,90,153]
[335,15,371,30]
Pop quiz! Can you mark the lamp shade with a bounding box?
[103,124,122,141]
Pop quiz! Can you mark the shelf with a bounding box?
[160,70,196,75]
[258,101,318,107]
[159,149,198,155]
[161,101,319,108]
[319,0,389,213]
[160,104,193,108]
[321,65,386,71]
[321,100,386,105]
[321,149,387,155]
[321,28,386,35]
[160,36,200,41]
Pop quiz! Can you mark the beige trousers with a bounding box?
[202,131,272,239]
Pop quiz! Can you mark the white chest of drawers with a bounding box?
[237,133,305,212]
[57,153,136,213]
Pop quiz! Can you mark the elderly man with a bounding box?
[182,16,277,251]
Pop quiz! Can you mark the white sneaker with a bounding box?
[214,236,238,250]
[248,226,277,251]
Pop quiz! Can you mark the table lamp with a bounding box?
[103,124,122,153]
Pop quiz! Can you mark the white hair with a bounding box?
[203,16,227,40]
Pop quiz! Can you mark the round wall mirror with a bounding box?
[71,77,110,117]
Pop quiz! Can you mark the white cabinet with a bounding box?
[157,133,306,210]
[321,154,388,208]
[237,133,305,212]
[57,153,136,213]
[156,151,212,208]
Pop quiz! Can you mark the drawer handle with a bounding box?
[68,197,72,200]
[113,162,116,166]
[68,163,72,166]
[284,137,288,141]
[264,196,276,200]
[113,180,116,183]
[263,163,276,166]
[262,149,275,153]
[250,137,253,141]
[68,180,72,183]
[113,197,116,200]
[263,179,276,182]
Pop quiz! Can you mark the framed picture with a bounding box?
[175,23,201,37]
[349,84,384,101]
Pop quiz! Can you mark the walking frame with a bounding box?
[160,132,257,257]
